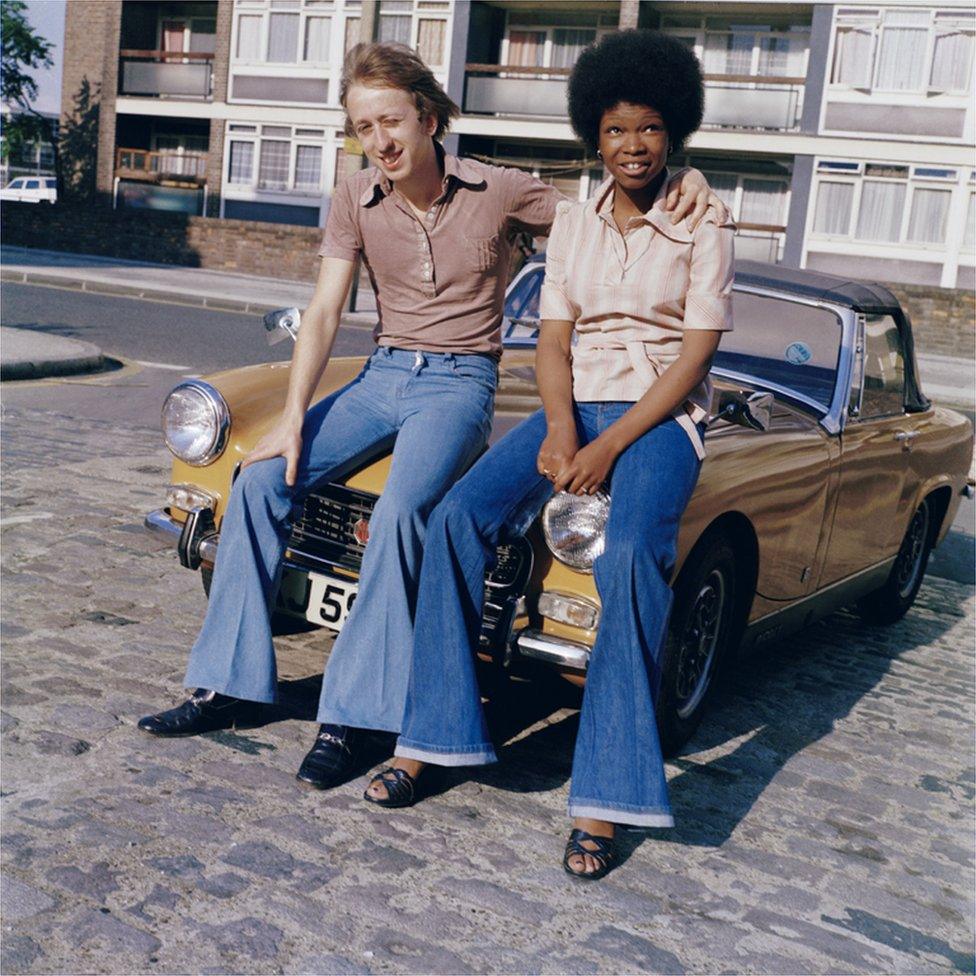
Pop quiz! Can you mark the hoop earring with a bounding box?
[596,149,603,159]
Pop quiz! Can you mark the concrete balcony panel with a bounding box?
[465,75,569,118]
[703,84,801,131]
[121,58,212,99]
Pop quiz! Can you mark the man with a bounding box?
[138,42,723,789]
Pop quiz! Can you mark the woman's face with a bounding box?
[597,102,668,194]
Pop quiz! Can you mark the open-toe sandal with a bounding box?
[363,766,421,809]
[563,828,617,881]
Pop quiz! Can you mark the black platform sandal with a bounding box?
[563,828,617,881]
[363,766,421,809]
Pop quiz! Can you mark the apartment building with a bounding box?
[62,0,975,288]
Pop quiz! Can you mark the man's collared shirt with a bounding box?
[539,173,735,458]
[319,149,558,357]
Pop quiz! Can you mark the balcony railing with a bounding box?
[115,147,208,184]
[735,222,787,263]
[464,64,806,131]
[119,50,214,99]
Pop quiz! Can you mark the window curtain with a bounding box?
[701,172,739,213]
[832,26,873,85]
[551,28,596,69]
[856,181,906,241]
[417,19,445,65]
[236,17,262,60]
[303,17,330,61]
[907,188,951,244]
[759,33,807,76]
[875,11,929,90]
[508,30,545,67]
[228,142,254,184]
[344,17,360,56]
[294,146,322,190]
[703,30,753,74]
[258,140,290,190]
[740,179,785,225]
[813,181,854,235]
[930,30,974,90]
[267,13,299,62]
[965,193,976,249]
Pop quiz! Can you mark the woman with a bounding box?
[364,30,734,881]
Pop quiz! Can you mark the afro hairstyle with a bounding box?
[567,30,704,156]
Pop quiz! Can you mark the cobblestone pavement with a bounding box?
[2,403,974,975]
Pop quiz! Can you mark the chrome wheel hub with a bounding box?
[675,569,726,719]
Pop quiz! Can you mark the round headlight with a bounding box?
[542,490,610,572]
[161,380,230,466]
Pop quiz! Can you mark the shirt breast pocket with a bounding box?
[465,234,501,272]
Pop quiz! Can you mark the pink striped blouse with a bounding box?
[539,173,735,458]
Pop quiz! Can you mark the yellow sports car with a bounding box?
[146,259,973,754]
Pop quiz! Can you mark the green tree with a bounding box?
[1,0,57,177]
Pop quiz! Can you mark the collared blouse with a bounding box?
[539,173,735,458]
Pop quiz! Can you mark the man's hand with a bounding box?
[665,168,731,230]
[241,417,304,487]
[537,422,579,482]
[553,436,620,496]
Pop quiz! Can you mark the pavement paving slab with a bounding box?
[1,402,974,975]
[0,326,104,381]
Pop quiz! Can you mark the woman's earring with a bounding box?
[596,149,603,159]
[667,143,673,156]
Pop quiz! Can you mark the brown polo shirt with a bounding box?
[319,148,559,357]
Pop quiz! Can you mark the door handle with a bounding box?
[894,430,919,450]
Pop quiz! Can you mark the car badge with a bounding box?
[352,517,370,546]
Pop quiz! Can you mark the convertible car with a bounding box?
[145,260,972,755]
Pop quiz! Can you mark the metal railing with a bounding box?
[119,49,214,99]
[115,147,208,183]
[464,64,806,130]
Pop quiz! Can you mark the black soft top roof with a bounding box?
[733,260,901,314]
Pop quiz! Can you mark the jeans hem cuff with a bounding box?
[395,743,496,767]
[183,677,276,705]
[569,803,674,828]
[316,710,401,734]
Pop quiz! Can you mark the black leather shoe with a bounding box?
[296,724,362,789]
[137,689,261,737]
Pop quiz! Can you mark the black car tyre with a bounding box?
[857,497,933,626]
[657,533,738,758]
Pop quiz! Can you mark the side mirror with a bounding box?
[264,307,301,345]
[710,390,774,432]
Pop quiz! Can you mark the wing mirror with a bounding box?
[710,391,774,432]
[264,307,301,345]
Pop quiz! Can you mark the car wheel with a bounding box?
[857,497,932,625]
[657,534,738,757]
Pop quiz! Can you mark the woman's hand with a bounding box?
[554,435,621,496]
[537,422,579,483]
[242,416,304,487]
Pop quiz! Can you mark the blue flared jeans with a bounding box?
[183,347,496,732]
[396,403,702,827]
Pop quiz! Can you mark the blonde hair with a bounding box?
[340,42,460,141]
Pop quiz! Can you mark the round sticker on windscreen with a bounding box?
[785,342,812,365]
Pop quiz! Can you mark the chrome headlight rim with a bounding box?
[541,489,610,573]
[161,379,230,467]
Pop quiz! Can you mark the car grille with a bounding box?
[286,483,533,653]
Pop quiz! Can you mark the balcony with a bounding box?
[115,147,208,185]
[734,222,787,263]
[463,65,805,131]
[119,50,214,100]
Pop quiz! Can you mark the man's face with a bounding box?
[346,84,437,184]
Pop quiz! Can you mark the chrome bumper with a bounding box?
[145,508,219,564]
[144,509,592,671]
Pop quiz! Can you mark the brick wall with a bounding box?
[3,202,974,359]
[888,284,976,361]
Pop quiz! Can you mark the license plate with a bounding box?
[277,568,358,632]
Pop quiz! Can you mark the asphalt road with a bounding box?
[2,281,973,584]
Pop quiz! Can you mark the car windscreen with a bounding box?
[714,290,843,413]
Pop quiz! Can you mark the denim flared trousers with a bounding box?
[183,347,496,732]
[396,403,702,826]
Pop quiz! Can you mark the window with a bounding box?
[508,30,545,67]
[25,180,39,189]
[907,188,951,243]
[964,193,976,249]
[858,314,905,418]
[267,12,300,61]
[551,28,596,69]
[237,16,262,59]
[258,139,291,189]
[189,18,217,53]
[417,18,445,64]
[812,160,962,247]
[294,145,322,190]
[378,0,411,44]
[813,181,854,235]
[303,16,330,60]
[831,7,975,94]
[228,141,255,184]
